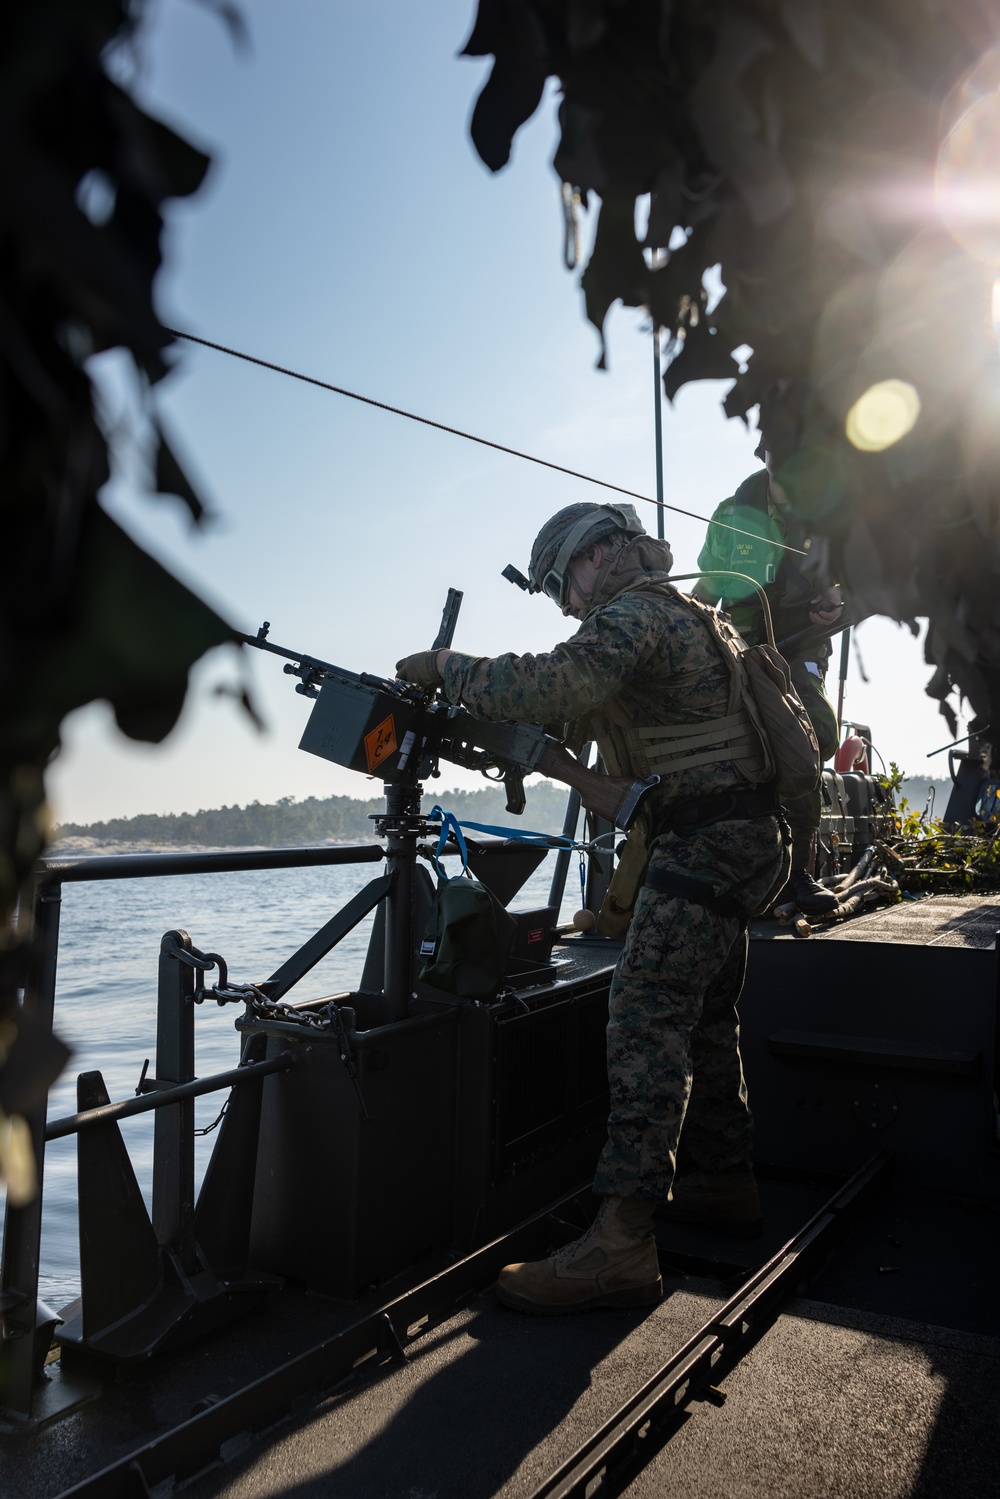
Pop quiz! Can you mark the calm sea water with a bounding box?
[1,847,580,1310]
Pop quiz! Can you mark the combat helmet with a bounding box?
[527,502,646,609]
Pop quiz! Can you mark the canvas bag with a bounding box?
[668,579,821,801]
[418,809,503,1001]
[739,638,821,799]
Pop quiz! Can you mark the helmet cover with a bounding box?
[528,502,646,604]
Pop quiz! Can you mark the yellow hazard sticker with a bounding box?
[364,714,397,773]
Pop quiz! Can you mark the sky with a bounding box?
[48,0,965,827]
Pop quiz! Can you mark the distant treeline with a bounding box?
[54,775,954,849]
[55,781,577,847]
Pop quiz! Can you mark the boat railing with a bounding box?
[0,842,386,1425]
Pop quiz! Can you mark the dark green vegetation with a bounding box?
[53,777,954,855]
[1,3,241,1137]
[54,781,575,847]
[465,1,1000,749]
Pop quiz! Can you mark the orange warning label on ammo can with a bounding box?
[364,714,398,773]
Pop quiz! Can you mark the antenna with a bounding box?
[652,323,665,540]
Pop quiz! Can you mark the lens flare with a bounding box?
[845,380,921,452]
[936,92,1000,264]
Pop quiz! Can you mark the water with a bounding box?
[2,848,579,1310]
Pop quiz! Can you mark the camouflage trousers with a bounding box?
[592,815,785,1201]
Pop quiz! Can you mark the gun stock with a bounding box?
[439,710,658,832]
[535,741,658,832]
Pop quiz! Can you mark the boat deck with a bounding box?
[752,890,1000,947]
[3,893,998,1498]
[147,1179,1000,1498]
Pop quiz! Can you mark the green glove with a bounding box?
[395,650,444,689]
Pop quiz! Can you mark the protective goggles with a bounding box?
[539,563,572,607]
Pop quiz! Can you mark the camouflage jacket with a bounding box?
[442,576,760,821]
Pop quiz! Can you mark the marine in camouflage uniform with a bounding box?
[441,563,785,1202]
[398,502,789,1313]
[696,466,841,911]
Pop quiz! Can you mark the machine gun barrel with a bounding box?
[240,624,396,697]
[241,621,345,675]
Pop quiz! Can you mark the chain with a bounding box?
[203,981,335,1030]
[193,977,369,1119]
[194,1098,229,1137]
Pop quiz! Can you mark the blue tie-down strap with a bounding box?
[427,807,577,871]
[428,807,470,880]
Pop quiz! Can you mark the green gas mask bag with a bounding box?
[418,809,503,1001]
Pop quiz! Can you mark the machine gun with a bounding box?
[240,617,659,832]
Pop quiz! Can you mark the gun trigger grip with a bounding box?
[504,770,526,817]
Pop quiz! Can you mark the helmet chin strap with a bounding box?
[573,538,628,610]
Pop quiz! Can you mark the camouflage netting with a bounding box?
[0,2,244,1175]
[463,0,1000,762]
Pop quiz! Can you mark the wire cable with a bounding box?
[166,327,807,557]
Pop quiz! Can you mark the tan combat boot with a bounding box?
[496,1197,662,1315]
[658,1167,763,1238]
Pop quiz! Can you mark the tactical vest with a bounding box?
[586,580,770,799]
[591,581,816,937]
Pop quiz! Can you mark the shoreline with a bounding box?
[46,836,380,858]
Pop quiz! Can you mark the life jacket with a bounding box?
[705,472,819,646]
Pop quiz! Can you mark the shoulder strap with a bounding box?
[666,574,775,648]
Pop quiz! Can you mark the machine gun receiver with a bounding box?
[242,619,660,831]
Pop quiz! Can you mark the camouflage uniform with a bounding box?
[442,558,786,1200]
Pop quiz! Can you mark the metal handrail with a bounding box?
[45,1051,297,1141]
[36,842,386,884]
[0,840,388,1424]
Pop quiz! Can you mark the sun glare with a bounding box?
[845,380,921,452]
[936,90,1000,264]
